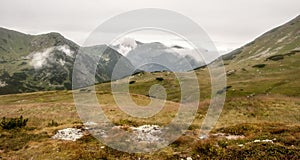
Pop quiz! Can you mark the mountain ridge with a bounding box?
[0,14,299,95]
[0,27,134,94]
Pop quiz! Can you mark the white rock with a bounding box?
[199,135,208,140]
[83,121,98,129]
[262,139,273,143]
[253,139,273,143]
[130,125,163,143]
[52,128,84,141]
[84,121,98,126]
[225,135,245,140]
[0,80,7,87]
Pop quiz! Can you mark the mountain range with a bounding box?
[0,15,299,95]
[112,38,204,72]
[0,28,134,94]
[0,27,204,95]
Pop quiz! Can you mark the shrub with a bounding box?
[217,124,259,136]
[172,136,194,147]
[47,120,59,127]
[252,64,266,68]
[156,77,164,81]
[116,119,139,127]
[129,81,136,84]
[266,55,284,61]
[0,116,28,130]
[194,140,225,158]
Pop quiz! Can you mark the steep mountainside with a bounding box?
[218,15,300,97]
[223,15,300,68]
[0,28,134,94]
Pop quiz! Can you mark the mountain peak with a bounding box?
[114,37,138,55]
[47,32,65,38]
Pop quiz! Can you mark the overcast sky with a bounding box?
[0,0,299,54]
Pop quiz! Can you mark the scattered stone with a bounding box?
[226,69,236,76]
[84,122,108,138]
[199,135,208,140]
[211,133,245,140]
[253,139,274,143]
[84,121,98,126]
[225,135,245,140]
[83,124,166,144]
[247,93,256,98]
[83,121,98,129]
[211,133,226,136]
[90,129,107,138]
[0,80,7,87]
[186,157,192,160]
[130,125,163,143]
[52,128,84,141]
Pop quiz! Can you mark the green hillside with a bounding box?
[0,28,134,94]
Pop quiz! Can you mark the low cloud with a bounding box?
[29,47,54,70]
[57,45,74,57]
[28,45,73,70]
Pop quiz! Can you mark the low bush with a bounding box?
[0,116,28,130]
[252,64,266,68]
[47,120,59,127]
[217,123,260,136]
[156,77,164,81]
[266,55,284,61]
[129,81,136,84]
[194,139,225,158]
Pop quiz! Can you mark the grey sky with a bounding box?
[0,0,299,54]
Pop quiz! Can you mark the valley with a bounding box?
[0,15,299,159]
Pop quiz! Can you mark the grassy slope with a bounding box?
[223,15,300,67]
[0,57,299,159]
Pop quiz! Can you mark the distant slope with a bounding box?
[113,38,204,72]
[223,15,300,68]
[0,28,134,94]
[218,15,300,97]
